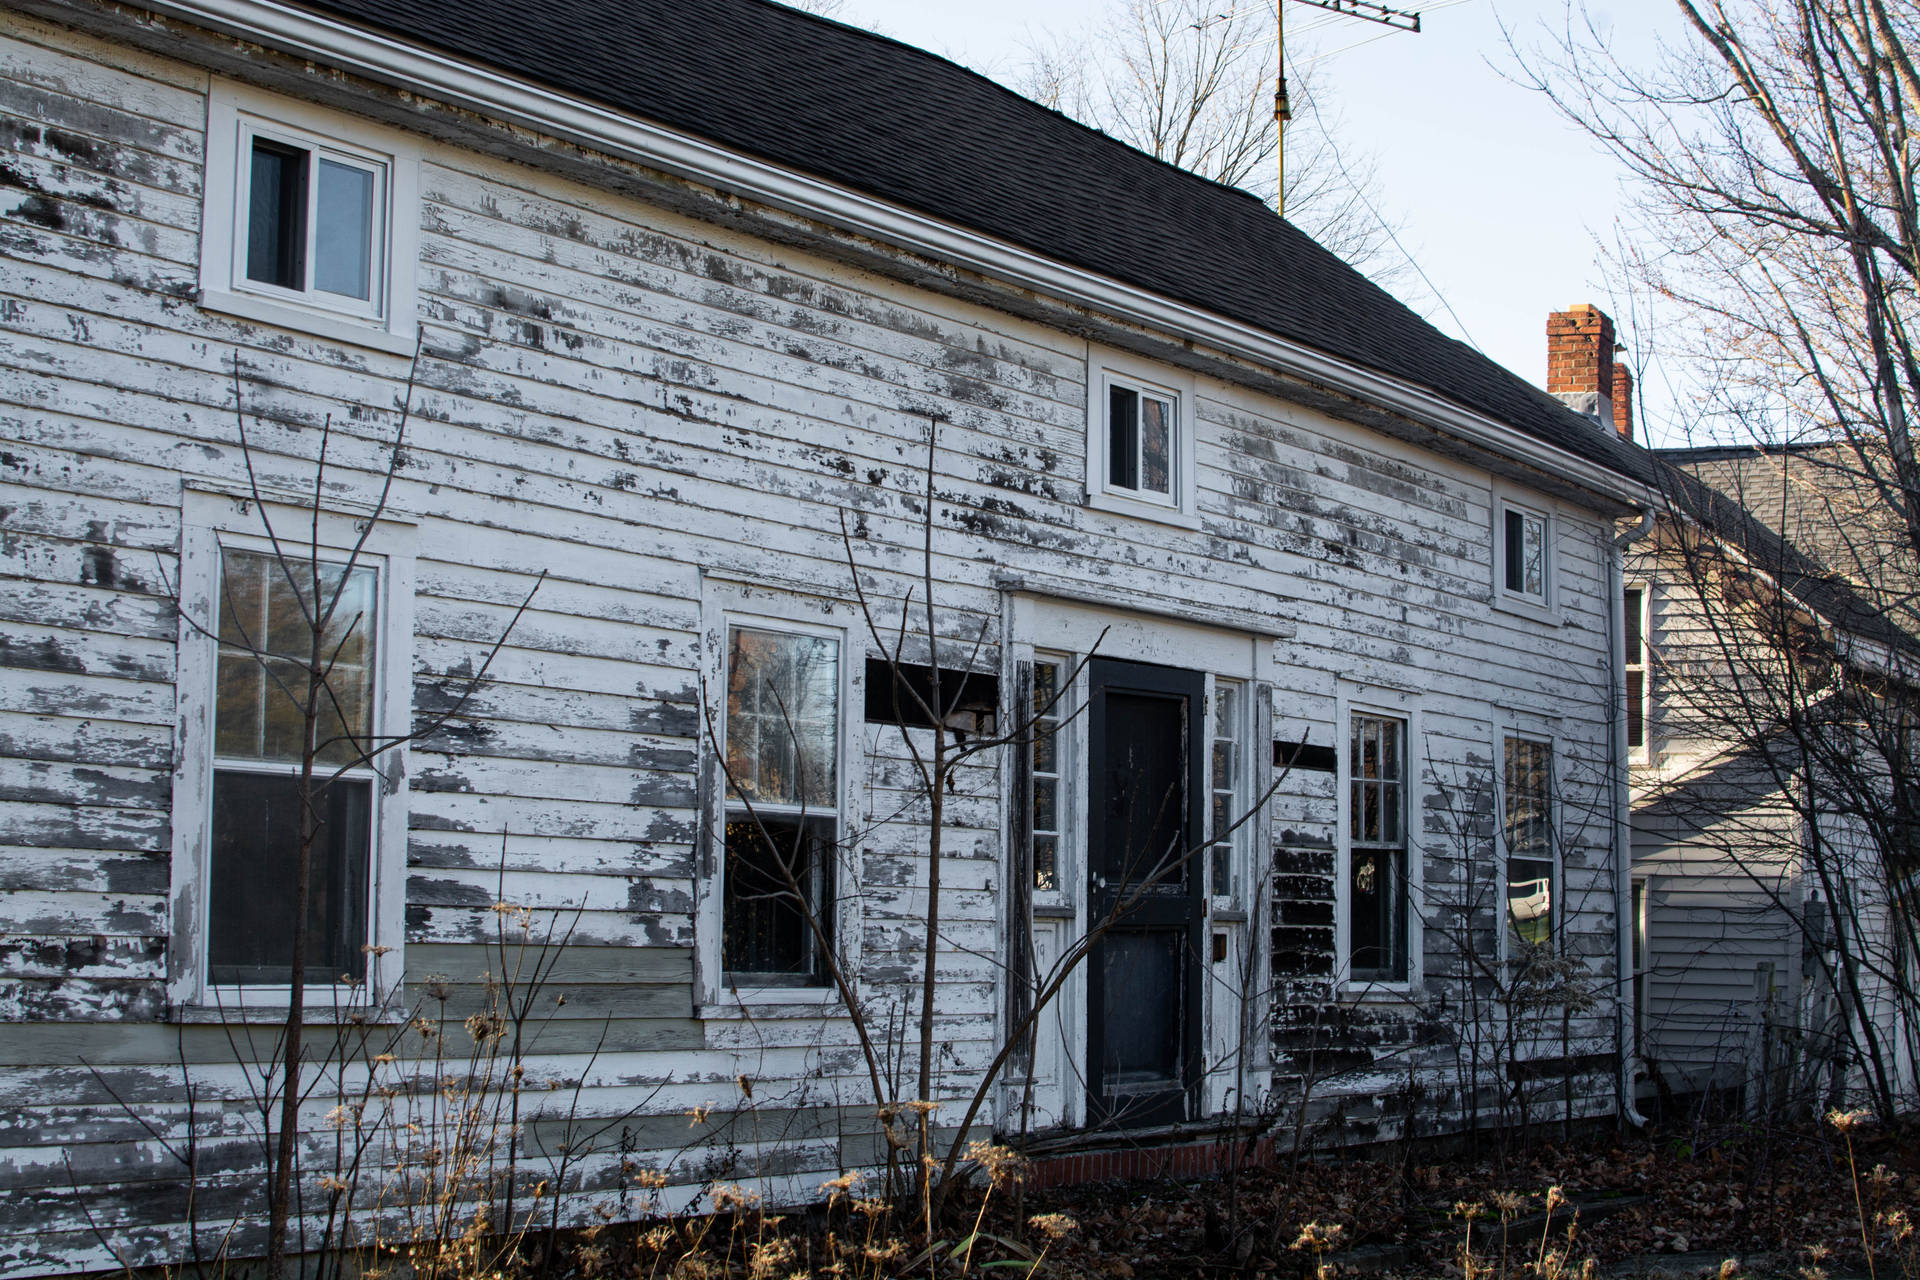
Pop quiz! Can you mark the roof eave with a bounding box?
[132,0,1656,511]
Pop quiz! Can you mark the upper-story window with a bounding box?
[1087,351,1199,525]
[242,130,387,308]
[1624,585,1649,751]
[199,82,419,354]
[1492,486,1555,617]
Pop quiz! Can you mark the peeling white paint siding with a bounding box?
[0,7,1626,1273]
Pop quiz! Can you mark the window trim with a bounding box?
[167,487,415,1014]
[1334,684,1422,994]
[1491,485,1557,621]
[1085,348,1200,528]
[695,581,862,1010]
[199,80,420,355]
[1495,722,1560,962]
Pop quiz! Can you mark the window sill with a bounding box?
[1341,978,1420,1003]
[171,994,407,1026]
[1086,487,1202,530]
[701,980,843,1012]
[200,288,418,357]
[1491,591,1558,626]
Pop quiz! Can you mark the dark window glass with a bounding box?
[208,770,370,985]
[1109,385,1139,491]
[722,814,834,980]
[1504,509,1526,592]
[1030,659,1064,890]
[247,138,308,289]
[1624,587,1644,655]
[1626,670,1646,749]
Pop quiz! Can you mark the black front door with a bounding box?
[1085,658,1205,1128]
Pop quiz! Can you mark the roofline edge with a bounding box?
[124,0,1656,511]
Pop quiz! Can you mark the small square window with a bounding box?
[1108,382,1177,500]
[1086,355,1198,525]
[199,83,418,354]
[1492,490,1555,616]
[238,128,387,314]
[1503,507,1546,598]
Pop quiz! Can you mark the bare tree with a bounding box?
[1515,0,1920,1118]
[1017,0,1407,282]
[168,353,541,1279]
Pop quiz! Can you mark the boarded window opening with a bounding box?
[863,658,998,738]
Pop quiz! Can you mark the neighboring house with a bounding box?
[1610,417,1920,1112]
[0,0,1659,1271]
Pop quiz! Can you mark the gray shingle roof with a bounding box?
[285,0,1656,489]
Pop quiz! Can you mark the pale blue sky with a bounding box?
[831,0,1693,443]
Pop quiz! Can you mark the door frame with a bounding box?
[999,592,1279,1133]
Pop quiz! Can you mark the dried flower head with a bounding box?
[1028,1213,1078,1241]
[633,1168,671,1191]
[687,1104,711,1127]
[748,1238,795,1279]
[1826,1107,1872,1133]
[1452,1200,1485,1221]
[965,1140,1027,1187]
[1291,1222,1344,1253]
[710,1183,760,1213]
[1545,1185,1567,1212]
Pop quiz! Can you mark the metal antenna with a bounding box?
[1276,0,1420,218]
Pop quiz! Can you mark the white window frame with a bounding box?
[167,487,415,1014]
[1624,580,1651,761]
[1491,484,1556,621]
[1495,721,1560,963]
[695,580,862,1010]
[1334,683,1423,994]
[199,80,420,355]
[1085,347,1200,528]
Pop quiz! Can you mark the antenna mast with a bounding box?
[1276,0,1420,218]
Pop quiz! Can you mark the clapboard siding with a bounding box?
[0,9,1635,1273]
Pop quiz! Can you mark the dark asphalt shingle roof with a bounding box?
[292,0,1655,490]
[1653,456,1920,659]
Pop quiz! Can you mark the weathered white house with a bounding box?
[0,0,1660,1270]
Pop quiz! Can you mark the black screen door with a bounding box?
[1085,658,1205,1128]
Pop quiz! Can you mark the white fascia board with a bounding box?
[143,0,1656,511]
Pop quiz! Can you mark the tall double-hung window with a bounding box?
[721,624,841,984]
[1503,735,1556,949]
[1348,712,1409,981]
[170,493,415,1007]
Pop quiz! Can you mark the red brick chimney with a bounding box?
[1546,304,1621,435]
[1612,361,1634,442]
